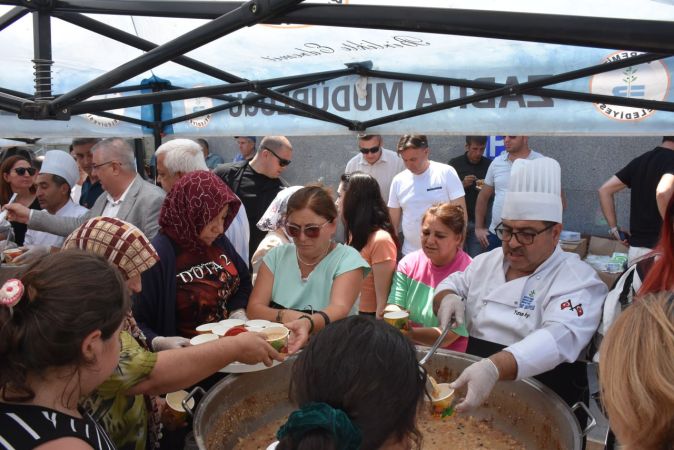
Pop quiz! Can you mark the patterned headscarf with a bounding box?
[63,216,159,280]
[256,186,303,232]
[159,170,240,253]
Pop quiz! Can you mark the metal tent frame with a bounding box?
[1,0,673,145]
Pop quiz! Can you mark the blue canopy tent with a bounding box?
[0,0,673,142]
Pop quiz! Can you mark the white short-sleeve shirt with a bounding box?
[388,161,465,255]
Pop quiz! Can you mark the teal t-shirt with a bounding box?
[263,243,370,313]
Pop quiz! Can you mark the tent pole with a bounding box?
[0,6,27,32]
[50,0,306,111]
[55,11,356,127]
[363,52,667,95]
[36,2,674,53]
[54,12,242,84]
[32,9,53,100]
[0,92,23,114]
[67,67,356,114]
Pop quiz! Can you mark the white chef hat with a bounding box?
[40,150,80,190]
[501,157,562,223]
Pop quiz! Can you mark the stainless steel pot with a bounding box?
[188,348,593,450]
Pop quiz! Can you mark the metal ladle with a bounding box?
[419,323,452,366]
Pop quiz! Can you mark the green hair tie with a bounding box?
[276,402,362,449]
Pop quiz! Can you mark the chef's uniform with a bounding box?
[436,245,607,406]
[436,157,607,437]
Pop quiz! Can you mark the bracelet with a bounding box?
[315,310,330,326]
[275,309,285,323]
[298,315,315,334]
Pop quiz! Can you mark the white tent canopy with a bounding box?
[1,0,673,138]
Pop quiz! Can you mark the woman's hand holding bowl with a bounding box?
[233,332,283,366]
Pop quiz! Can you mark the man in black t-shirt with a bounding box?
[214,136,292,266]
[449,136,492,257]
[599,136,674,263]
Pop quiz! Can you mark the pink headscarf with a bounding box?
[159,170,240,253]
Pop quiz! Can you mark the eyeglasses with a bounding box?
[494,222,555,245]
[92,160,117,170]
[285,220,331,239]
[263,147,291,167]
[359,145,380,155]
[13,167,36,176]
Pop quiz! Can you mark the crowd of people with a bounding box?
[0,134,672,450]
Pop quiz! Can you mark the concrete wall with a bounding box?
[195,135,661,237]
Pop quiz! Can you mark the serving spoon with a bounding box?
[419,323,451,366]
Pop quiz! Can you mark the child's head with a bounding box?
[599,292,674,449]
[278,316,426,450]
[0,250,129,402]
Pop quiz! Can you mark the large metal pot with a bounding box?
[188,349,592,450]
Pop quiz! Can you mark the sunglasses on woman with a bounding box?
[285,220,331,238]
[13,167,36,176]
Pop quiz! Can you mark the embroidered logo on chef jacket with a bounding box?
[518,289,536,311]
[560,299,584,317]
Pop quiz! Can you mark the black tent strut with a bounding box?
[0,0,672,130]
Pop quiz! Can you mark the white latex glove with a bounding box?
[450,358,500,413]
[437,293,464,329]
[14,246,50,265]
[152,336,190,351]
[229,308,248,321]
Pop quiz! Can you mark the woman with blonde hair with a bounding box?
[599,292,674,450]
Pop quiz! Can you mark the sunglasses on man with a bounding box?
[284,221,331,239]
[359,145,381,155]
[263,146,292,167]
[13,167,36,176]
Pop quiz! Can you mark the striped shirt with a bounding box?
[0,402,116,450]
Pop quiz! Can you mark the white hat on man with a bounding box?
[501,157,562,223]
[40,150,80,189]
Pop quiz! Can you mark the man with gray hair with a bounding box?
[5,138,165,239]
[155,138,251,263]
[215,135,292,262]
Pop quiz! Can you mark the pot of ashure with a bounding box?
[189,348,594,450]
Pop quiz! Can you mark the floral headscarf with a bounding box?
[159,170,240,253]
[63,216,159,280]
[256,186,303,232]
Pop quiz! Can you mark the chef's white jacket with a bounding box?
[436,246,607,380]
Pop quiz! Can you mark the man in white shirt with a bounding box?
[434,157,606,426]
[19,151,88,263]
[344,133,404,203]
[474,136,543,251]
[388,134,466,255]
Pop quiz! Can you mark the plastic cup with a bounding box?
[2,248,24,264]
[164,390,195,428]
[475,179,485,190]
[189,334,219,346]
[195,323,219,334]
[218,318,246,328]
[383,310,410,333]
[262,326,290,354]
[429,383,455,414]
[245,319,272,328]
